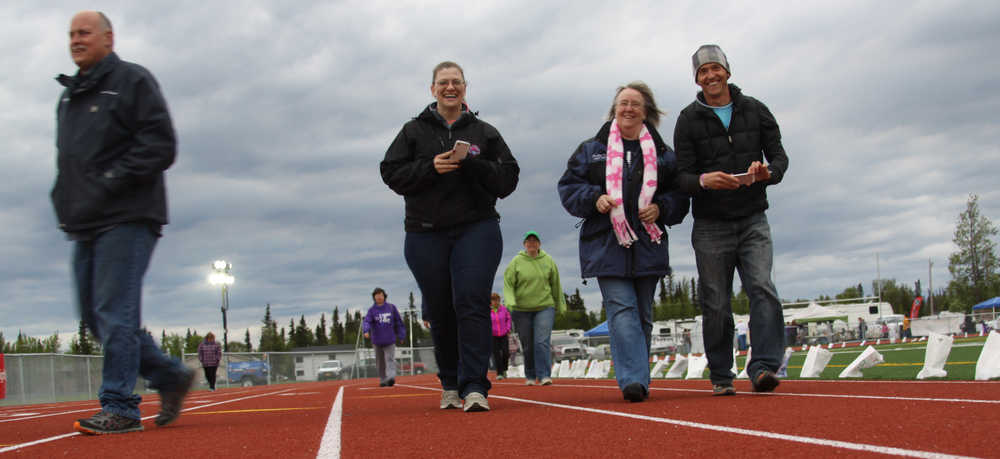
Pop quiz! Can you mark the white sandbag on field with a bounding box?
[510,364,524,378]
[838,346,884,378]
[800,346,833,378]
[737,347,752,379]
[916,333,953,379]
[975,330,1000,380]
[665,354,688,378]
[650,357,670,379]
[686,354,708,379]
[777,347,793,377]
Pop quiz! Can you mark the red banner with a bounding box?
[910,297,923,319]
[1,354,5,400]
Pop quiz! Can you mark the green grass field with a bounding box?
[728,336,989,380]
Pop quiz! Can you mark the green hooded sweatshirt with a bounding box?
[503,249,566,313]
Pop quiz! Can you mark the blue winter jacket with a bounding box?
[557,121,689,278]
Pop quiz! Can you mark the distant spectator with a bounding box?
[503,231,566,387]
[903,316,912,339]
[363,287,407,387]
[881,321,889,338]
[858,318,867,341]
[490,293,513,380]
[197,332,222,391]
[736,321,749,351]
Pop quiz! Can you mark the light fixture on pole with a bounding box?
[208,260,234,352]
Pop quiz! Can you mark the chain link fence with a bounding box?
[0,347,436,407]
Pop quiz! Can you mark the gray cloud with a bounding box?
[3,1,999,347]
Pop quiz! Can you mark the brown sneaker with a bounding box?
[751,370,780,393]
[156,368,195,426]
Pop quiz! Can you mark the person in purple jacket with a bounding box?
[489,293,513,380]
[363,288,407,387]
[197,332,222,391]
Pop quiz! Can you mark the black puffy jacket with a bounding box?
[673,84,788,220]
[51,53,176,232]
[380,104,519,232]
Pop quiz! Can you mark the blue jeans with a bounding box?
[404,218,501,398]
[598,276,657,391]
[73,223,188,420]
[510,307,555,380]
[692,212,784,384]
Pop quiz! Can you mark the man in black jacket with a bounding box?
[674,44,789,396]
[53,11,193,435]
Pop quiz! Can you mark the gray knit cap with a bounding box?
[692,44,730,79]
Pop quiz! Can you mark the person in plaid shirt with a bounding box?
[198,333,222,391]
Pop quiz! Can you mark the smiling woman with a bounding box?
[558,81,689,403]
[380,61,520,413]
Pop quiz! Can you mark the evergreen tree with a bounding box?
[315,313,329,346]
[948,194,1000,309]
[258,303,281,351]
[293,315,315,348]
[244,329,252,352]
[332,307,344,345]
[70,319,95,355]
[0,331,6,353]
[184,329,202,354]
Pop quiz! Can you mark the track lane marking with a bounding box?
[397,384,977,459]
[501,382,1000,404]
[185,407,322,415]
[316,386,344,459]
[0,387,298,454]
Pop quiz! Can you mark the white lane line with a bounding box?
[396,384,977,459]
[0,387,297,454]
[543,382,1000,405]
[315,386,344,459]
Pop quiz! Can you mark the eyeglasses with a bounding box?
[435,79,466,88]
[617,100,644,109]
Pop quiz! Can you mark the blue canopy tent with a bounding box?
[972,297,1000,319]
[584,321,608,337]
[972,297,1000,310]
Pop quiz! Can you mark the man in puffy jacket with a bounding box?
[53,11,192,435]
[673,44,789,396]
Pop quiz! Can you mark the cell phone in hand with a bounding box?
[452,140,470,160]
[733,172,754,186]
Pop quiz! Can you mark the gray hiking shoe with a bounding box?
[463,392,490,412]
[440,390,461,410]
[74,411,143,435]
[712,382,736,396]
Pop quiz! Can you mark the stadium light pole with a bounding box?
[209,260,235,352]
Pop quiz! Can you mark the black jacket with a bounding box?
[51,53,176,232]
[558,122,689,278]
[380,104,519,232]
[673,84,788,220]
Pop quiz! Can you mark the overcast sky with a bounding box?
[2,1,998,349]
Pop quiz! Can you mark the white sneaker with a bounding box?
[440,390,461,410]
[540,377,553,386]
[525,379,536,386]
[463,392,489,412]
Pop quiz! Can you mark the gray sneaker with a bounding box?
[156,368,195,426]
[440,390,461,410]
[463,392,489,412]
[539,377,553,386]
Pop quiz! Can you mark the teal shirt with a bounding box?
[712,103,733,130]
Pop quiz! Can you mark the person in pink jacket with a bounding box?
[490,293,513,380]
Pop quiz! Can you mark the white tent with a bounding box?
[785,302,848,324]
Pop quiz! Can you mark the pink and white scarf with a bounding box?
[605,120,663,247]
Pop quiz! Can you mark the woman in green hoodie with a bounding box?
[503,231,566,385]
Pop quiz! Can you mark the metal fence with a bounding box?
[0,347,436,407]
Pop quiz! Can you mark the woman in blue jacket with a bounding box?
[557,82,688,402]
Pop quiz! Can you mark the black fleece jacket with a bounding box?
[380,104,519,232]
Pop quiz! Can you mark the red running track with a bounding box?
[1,375,997,458]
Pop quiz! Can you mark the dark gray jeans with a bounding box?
[692,212,784,384]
